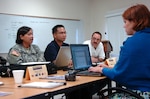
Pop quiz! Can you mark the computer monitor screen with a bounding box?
[70,44,92,70]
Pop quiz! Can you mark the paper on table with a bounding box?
[0,91,13,96]
[0,82,4,85]
[19,82,65,89]
[40,75,65,80]
[20,62,50,65]
[96,62,104,65]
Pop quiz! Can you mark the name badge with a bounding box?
[25,65,48,80]
[105,57,116,68]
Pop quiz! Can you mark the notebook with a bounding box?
[55,46,71,68]
[70,44,101,77]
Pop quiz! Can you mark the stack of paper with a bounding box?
[19,82,65,89]
[0,91,12,96]
[40,75,65,80]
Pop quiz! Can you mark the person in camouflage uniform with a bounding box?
[7,26,45,65]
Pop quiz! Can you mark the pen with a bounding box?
[48,81,67,85]
[18,85,21,87]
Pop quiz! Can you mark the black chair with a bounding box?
[98,84,144,99]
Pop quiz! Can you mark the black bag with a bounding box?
[0,65,28,77]
[46,63,57,74]
[0,56,7,66]
[0,66,12,77]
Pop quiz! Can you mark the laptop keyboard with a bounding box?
[76,70,101,77]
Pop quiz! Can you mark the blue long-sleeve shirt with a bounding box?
[103,28,150,92]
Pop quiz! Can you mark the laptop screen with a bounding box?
[55,46,71,67]
[70,44,92,70]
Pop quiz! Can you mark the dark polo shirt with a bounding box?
[44,40,69,62]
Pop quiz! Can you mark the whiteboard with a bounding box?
[0,13,83,53]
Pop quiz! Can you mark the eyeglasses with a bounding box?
[92,37,100,41]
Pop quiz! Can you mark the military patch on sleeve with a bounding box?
[11,50,20,57]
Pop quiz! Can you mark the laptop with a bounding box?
[0,62,57,77]
[70,44,101,77]
[55,46,71,68]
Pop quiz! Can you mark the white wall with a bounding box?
[0,0,91,43]
[90,0,150,39]
[0,0,150,55]
[90,0,150,55]
[1,0,150,40]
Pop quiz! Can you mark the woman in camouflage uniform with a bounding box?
[7,26,45,64]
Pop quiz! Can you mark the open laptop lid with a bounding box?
[70,44,92,70]
[55,46,71,67]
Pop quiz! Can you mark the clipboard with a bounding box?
[25,65,48,80]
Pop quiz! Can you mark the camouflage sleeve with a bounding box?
[7,47,23,64]
[32,45,45,62]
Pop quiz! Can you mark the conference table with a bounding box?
[0,70,111,99]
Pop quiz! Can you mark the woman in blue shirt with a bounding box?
[89,4,150,98]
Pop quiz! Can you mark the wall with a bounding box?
[2,0,149,40]
[0,0,92,43]
[0,0,150,55]
[90,0,150,38]
[90,0,150,55]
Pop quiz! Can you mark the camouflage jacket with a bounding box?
[7,44,45,64]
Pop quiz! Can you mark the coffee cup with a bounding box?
[12,70,24,84]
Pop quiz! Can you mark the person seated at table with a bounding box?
[7,26,45,65]
[83,31,105,63]
[89,4,150,99]
[44,24,69,63]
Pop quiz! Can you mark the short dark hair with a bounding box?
[52,25,65,34]
[92,31,102,39]
[16,26,32,44]
[122,4,150,31]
